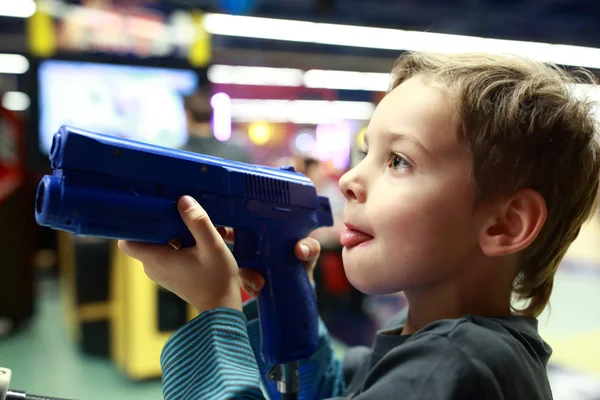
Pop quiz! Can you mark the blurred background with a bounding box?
[0,0,599,399]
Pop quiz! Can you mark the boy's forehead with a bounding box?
[366,77,460,155]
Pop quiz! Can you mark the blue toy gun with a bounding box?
[35,125,333,398]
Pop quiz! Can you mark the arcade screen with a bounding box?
[37,59,199,154]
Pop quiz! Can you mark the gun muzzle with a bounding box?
[35,175,62,228]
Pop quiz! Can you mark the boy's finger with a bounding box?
[178,196,223,248]
[225,228,235,242]
[117,240,173,264]
[295,237,321,261]
[238,275,261,297]
[216,227,235,243]
[240,281,258,298]
[239,268,265,292]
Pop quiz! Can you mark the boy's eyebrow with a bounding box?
[382,130,431,156]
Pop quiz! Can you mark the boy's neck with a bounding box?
[401,257,517,335]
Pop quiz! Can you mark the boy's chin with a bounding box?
[344,268,405,296]
[343,258,432,296]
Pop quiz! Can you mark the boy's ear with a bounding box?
[479,188,547,257]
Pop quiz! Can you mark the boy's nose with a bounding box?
[339,168,366,203]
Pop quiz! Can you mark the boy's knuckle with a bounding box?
[142,263,156,279]
[191,209,210,224]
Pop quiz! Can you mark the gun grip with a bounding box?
[234,230,319,365]
[258,259,319,364]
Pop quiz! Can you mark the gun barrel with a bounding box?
[35,175,62,227]
[35,174,196,246]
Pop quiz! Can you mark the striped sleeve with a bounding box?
[160,308,265,400]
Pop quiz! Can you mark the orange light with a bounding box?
[248,122,270,145]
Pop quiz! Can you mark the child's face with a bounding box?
[339,76,485,295]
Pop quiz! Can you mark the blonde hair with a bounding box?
[389,52,600,317]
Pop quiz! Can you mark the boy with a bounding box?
[119,52,600,399]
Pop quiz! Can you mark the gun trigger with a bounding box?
[233,230,261,267]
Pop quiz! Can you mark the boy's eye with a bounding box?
[389,153,411,170]
[357,149,368,160]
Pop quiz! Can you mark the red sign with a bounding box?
[0,107,25,205]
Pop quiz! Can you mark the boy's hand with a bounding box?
[118,195,242,314]
[216,227,321,298]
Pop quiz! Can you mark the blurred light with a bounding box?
[294,133,316,153]
[207,64,384,91]
[0,1,36,18]
[304,70,390,91]
[248,122,271,145]
[168,11,197,46]
[26,4,600,70]
[208,65,304,87]
[211,92,232,141]
[203,13,600,70]
[0,54,30,74]
[2,92,30,111]
[229,99,375,124]
[316,122,351,169]
[128,15,165,40]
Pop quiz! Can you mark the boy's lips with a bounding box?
[340,223,374,248]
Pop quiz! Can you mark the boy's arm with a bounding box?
[159,303,346,400]
[243,298,347,400]
[160,308,265,400]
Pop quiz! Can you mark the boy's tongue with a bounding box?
[340,228,373,248]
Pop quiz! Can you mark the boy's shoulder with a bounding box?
[385,309,552,367]
[420,315,550,364]
[343,311,554,399]
[376,311,551,397]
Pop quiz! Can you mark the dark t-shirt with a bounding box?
[182,136,250,163]
[338,310,554,399]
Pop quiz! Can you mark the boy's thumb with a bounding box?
[178,195,221,246]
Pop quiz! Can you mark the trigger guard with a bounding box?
[233,230,261,264]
